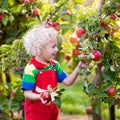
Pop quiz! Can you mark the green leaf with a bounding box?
[10,4,22,14]
[110,66,115,71]
[95,102,100,115]
[102,72,110,81]
[9,14,14,22]
[54,98,62,108]
[2,15,8,26]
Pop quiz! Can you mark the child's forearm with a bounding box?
[62,64,80,86]
[24,90,40,101]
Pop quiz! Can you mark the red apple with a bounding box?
[21,0,29,4]
[76,28,86,38]
[106,87,116,97]
[46,22,60,31]
[52,22,60,31]
[110,13,117,20]
[92,50,101,61]
[86,107,92,115]
[76,41,82,48]
[70,35,78,43]
[11,91,16,97]
[65,55,71,61]
[29,0,34,3]
[0,13,5,21]
[32,7,39,17]
[20,102,25,109]
[115,98,120,105]
[72,49,80,57]
[41,92,51,102]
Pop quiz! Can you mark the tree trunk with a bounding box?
[91,102,103,120]
[92,64,103,120]
[109,105,115,120]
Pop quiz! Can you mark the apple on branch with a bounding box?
[72,49,80,57]
[110,13,117,20]
[31,7,39,17]
[65,54,71,61]
[92,50,101,61]
[70,35,79,43]
[0,13,5,22]
[76,28,86,38]
[106,86,116,98]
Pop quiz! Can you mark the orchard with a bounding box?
[0,0,120,120]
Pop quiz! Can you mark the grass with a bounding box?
[60,80,91,114]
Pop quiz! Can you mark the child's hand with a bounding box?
[78,59,92,69]
[40,91,52,105]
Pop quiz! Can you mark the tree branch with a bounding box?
[97,0,105,16]
[93,63,103,86]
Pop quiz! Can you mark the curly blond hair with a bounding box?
[23,24,58,56]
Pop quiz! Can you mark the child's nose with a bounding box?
[55,47,58,52]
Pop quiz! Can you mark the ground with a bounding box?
[60,113,92,120]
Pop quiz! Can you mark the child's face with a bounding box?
[40,38,58,63]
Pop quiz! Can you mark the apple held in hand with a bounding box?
[76,28,86,38]
[41,91,51,102]
[106,87,116,97]
[92,50,101,61]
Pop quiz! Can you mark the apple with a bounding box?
[21,0,29,4]
[0,13,5,21]
[102,16,110,24]
[29,0,34,3]
[41,92,51,102]
[46,22,60,31]
[115,98,120,105]
[92,50,101,61]
[11,91,16,97]
[86,107,92,115]
[20,102,25,109]
[76,41,81,48]
[65,55,71,61]
[110,13,117,20]
[76,28,86,38]
[72,49,80,57]
[106,87,116,97]
[70,35,78,43]
[31,7,39,17]
[52,22,60,31]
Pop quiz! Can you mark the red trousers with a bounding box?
[24,99,60,120]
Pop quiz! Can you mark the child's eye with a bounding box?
[52,45,56,48]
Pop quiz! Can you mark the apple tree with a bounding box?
[59,0,120,120]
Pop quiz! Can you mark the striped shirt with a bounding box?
[21,57,67,90]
